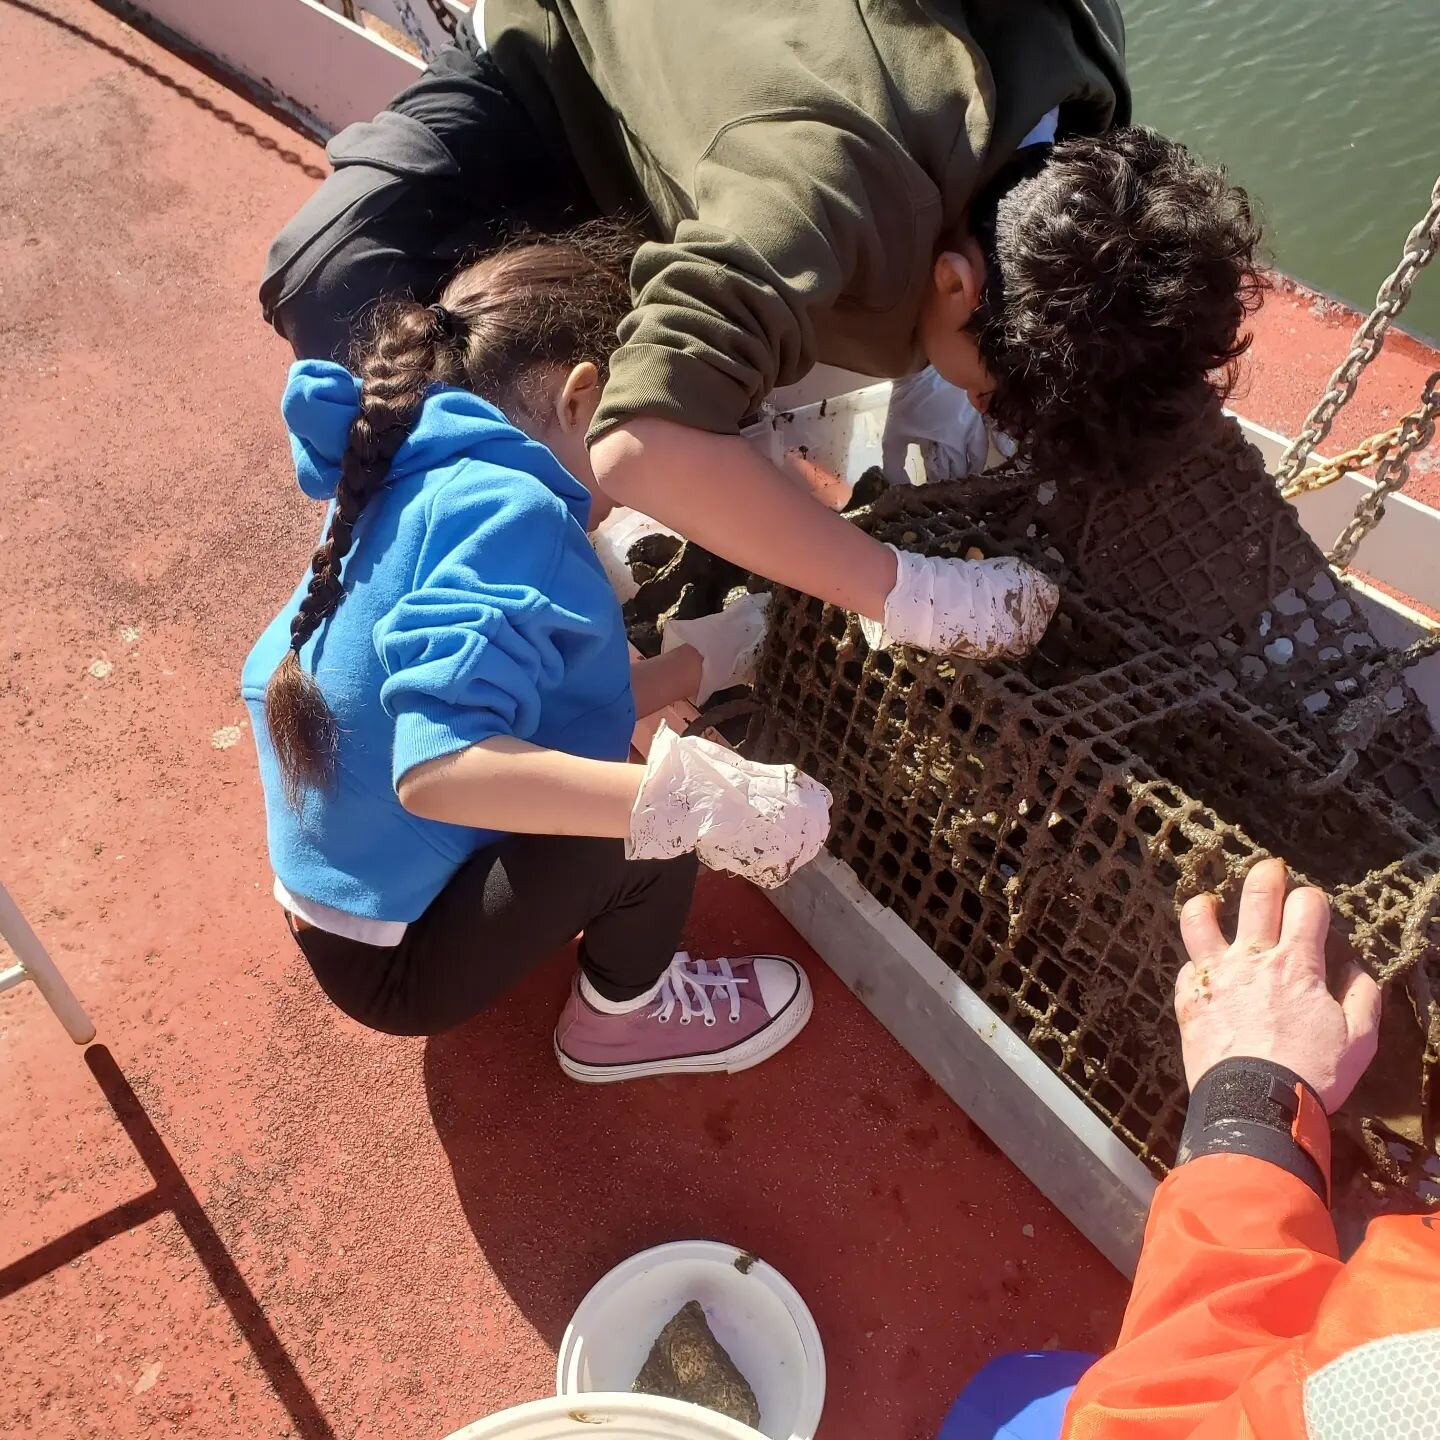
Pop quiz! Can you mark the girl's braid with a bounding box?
[266,305,454,806]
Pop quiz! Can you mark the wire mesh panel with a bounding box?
[917,407,1440,822]
[744,412,1440,1200]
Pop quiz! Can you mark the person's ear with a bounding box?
[554,361,602,435]
[932,243,986,326]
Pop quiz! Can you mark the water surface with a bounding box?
[1128,0,1440,342]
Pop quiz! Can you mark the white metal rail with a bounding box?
[0,881,96,1045]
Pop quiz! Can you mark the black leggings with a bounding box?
[291,835,698,1036]
[260,34,599,362]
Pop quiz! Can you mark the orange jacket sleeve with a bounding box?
[1063,1155,1440,1440]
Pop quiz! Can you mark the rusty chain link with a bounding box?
[1280,422,1403,500]
[422,0,458,40]
[385,0,431,58]
[1276,174,1440,487]
[1327,369,1440,568]
[1315,370,1440,781]
[386,0,457,62]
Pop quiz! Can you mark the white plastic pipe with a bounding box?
[0,881,96,1045]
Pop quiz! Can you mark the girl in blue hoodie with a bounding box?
[242,228,829,1080]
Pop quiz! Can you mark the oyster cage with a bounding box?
[743,413,1440,1198]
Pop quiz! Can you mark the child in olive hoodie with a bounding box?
[263,3,1259,670]
[244,229,828,1077]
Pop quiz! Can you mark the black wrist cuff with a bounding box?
[1177,1056,1331,1204]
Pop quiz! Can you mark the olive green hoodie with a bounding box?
[483,0,1129,440]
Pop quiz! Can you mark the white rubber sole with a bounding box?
[555,959,814,1085]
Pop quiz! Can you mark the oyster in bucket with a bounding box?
[633,1299,761,1430]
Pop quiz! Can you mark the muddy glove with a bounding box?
[661,592,771,705]
[628,722,831,888]
[859,545,1059,658]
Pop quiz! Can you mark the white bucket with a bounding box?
[556,1242,825,1440]
[443,1393,764,1440]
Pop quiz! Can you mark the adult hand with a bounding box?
[1175,858,1382,1113]
[858,545,1059,658]
[662,592,771,705]
[628,722,831,889]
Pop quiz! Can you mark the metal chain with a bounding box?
[422,0,458,40]
[1327,369,1440,568]
[1309,370,1440,781]
[388,0,435,60]
[1276,174,1440,486]
[1271,179,1440,782]
[1279,422,1403,500]
[387,0,456,61]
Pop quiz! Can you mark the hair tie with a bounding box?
[427,302,467,342]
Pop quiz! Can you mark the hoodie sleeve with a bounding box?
[282,359,363,500]
[373,463,607,788]
[588,115,936,441]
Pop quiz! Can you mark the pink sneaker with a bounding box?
[554,953,813,1084]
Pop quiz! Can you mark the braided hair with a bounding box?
[265,221,636,807]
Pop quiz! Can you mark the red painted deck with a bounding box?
[1244,279,1440,512]
[1,4,1435,1439]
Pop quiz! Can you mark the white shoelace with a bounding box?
[649,953,747,1028]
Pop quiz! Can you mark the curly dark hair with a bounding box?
[967,126,1265,483]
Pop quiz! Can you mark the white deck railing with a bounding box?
[126,0,433,135]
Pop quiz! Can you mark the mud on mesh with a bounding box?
[916,413,1440,824]
[743,417,1440,1203]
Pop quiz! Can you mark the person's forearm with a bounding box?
[592,419,898,620]
[1063,1156,1340,1440]
[631,646,703,719]
[397,737,642,837]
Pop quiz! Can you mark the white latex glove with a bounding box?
[859,544,1059,658]
[661,592,771,705]
[882,367,993,481]
[627,722,831,889]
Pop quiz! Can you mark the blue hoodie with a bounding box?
[241,360,636,924]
